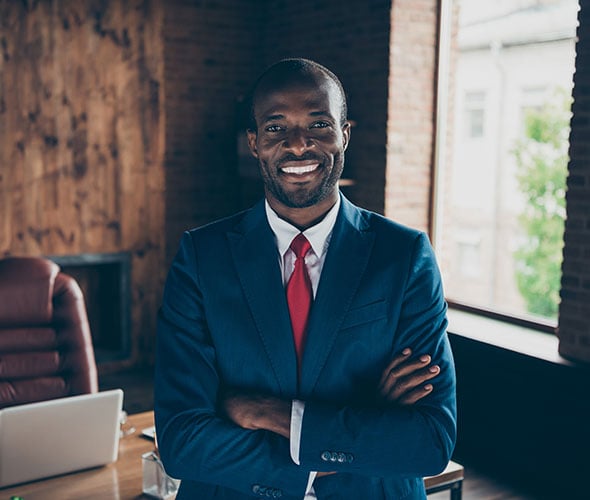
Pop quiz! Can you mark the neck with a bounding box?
[266,191,339,231]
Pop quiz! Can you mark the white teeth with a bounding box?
[281,164,319,174]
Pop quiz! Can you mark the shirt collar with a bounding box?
[265,196,341,258]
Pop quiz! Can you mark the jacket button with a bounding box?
[321,451,331,461]
[330,452,338,462]
[252,484,261,494]
[346,453,354,463]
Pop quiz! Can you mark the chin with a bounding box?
[281,185,336,209]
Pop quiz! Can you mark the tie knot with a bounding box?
[290,233,311,259]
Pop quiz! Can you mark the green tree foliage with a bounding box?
[512,90,570,319]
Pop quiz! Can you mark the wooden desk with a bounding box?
[0,411,158,500]
[1,410,463,500]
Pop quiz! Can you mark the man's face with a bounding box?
[247,76,350,209]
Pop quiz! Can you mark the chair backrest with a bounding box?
[0,257,98,408]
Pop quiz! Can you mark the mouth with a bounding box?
[279,161,320,176]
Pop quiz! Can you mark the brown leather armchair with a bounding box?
[0,257,98,408]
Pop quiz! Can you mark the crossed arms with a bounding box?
[223,349,443,485]
[223,348,441,439]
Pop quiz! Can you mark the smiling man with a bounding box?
[155,59,456,500]
[250,64,349,221]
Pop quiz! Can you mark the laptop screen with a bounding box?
[0,389,123,487]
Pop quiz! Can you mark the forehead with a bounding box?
[253,77,342,123]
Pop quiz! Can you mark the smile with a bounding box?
[280,162,320,175]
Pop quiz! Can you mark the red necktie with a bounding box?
[286,233,313,373]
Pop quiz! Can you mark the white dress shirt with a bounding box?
[265,197,341,499]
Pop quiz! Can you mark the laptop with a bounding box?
[0,389,123,487]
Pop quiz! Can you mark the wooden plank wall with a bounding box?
[0,0,165,371]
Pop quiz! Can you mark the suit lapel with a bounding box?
[300,197,375,396]
[227,202,298,397]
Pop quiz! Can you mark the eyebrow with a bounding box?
[261,110,333,125]
[309,110,331,118]
[263,114,285,123]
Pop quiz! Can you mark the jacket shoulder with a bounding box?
[356,206,426,245]
[184,202,262,240]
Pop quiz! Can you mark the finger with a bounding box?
[387,365,439,400]
[379,355,433,395]
[378,348,412,387]
[397,384,434,406]
[381,355,432,389]
[381,364,440,401]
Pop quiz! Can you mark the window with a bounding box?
[464,91,486,138]
[455,231,481,278]
[434,0,578,325]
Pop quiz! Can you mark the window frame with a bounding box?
[432,0,564,335]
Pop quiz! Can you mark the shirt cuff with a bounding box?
[290,399,305,465]
[305,472,318,498]
[291,402,317,498]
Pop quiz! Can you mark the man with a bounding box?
[155,58,456,499]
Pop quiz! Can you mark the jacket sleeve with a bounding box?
[298,233,457,478]
[154,232,310,498]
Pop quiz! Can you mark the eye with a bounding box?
[310,121,331,129]
[264,124,285,133]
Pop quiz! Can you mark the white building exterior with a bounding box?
[442,0,578,319]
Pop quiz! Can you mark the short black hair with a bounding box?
[247,58,348,131]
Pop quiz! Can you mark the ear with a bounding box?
[246,129,259,158]
[341,121,351,151]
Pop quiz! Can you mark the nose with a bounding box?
[283,127,312,155]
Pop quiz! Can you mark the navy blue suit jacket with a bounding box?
[155,195,456,499]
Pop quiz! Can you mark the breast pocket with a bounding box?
[340,300,387,331]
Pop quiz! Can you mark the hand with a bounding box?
[378,348,440,405]
[223,392,338,481]
[221,390,291,439]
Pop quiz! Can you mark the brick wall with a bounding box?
[558,0,590,363]
[385,0,440,234]
[162,0,263,263]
